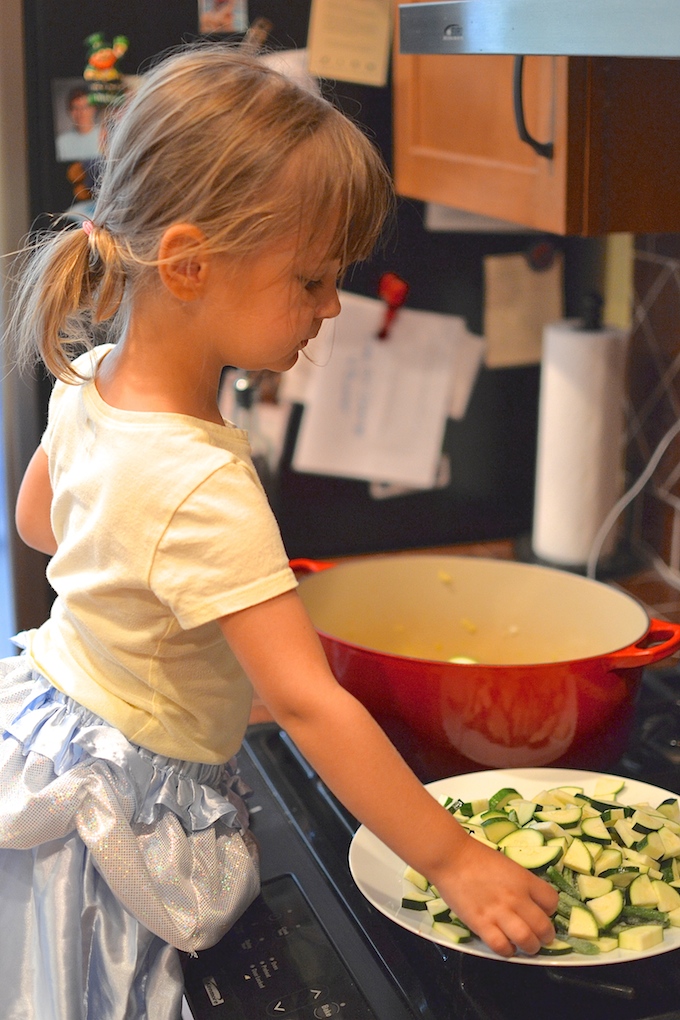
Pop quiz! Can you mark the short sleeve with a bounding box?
[150,459,297,629]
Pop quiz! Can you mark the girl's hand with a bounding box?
[219,589,558,958]
[429,835,558,957]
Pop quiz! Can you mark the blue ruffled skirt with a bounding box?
[0,655,260,1020]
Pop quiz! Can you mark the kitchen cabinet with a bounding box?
[393,20,680,235]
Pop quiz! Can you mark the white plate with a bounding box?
[348,767,680,966]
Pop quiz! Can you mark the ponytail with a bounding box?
[8,219,126,382]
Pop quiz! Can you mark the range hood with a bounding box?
[399,0,680,57]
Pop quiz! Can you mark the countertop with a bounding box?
[248,539,680,724]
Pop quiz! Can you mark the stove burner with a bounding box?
[617,666,680,793]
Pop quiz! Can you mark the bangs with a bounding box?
[274,114,394,272]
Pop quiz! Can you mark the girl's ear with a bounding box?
[157,223,210,301]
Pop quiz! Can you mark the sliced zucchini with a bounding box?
[651,880,680,912]
[425,897,452,922]
[594,935,619,952]
[568,904,599,940]
[534,807,582,829]
[618,924,664,951]
[431,920,472,944]
[632,810,666,834]
[401,894,432,910]
[635,831,666,861]
[507,799,537,826]
[593,777,625,799]
[488,788,521,812]
[497,827,545,849]
[621,847,656,869]
[594,847,623,875]
[557,785,585,797]
[576,874,614,900]
[614,818,640,848]
[468,831,503,850]
[562,838,593,875]
[481,816,518,844]
[458,797,489,817]
[538,938,573,956]
[629,873,657,907]
[659,826,680,860]
[656,798,680,824]
[581,815,612,845]
[583,841,604,862]
[403,866,430,892]
[503,844,562,872]
[605,867,642,890]
[587,889,624,931]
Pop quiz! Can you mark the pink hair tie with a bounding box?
[82,219,94,236]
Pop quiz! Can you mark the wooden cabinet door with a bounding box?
[392,6,680,235]
[393,49,584,233]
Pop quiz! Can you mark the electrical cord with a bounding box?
[586,416,680,580]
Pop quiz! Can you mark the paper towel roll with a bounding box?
[531,319,630,568]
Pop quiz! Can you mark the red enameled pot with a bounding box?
[292,555,680,782]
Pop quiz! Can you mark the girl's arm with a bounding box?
[219,589,558,958]
[15,446,57,555]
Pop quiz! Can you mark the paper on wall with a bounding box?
[483,251,564,368]
[307,0,392,87]
[286,290,484,489]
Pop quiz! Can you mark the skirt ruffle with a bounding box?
[0,656,260,1020]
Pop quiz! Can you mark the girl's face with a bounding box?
[204,235,342,374]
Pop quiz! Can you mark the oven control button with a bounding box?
[267,986,329,1015]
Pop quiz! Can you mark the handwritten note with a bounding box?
[287,291,484,489]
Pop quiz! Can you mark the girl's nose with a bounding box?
[318,282,341,321]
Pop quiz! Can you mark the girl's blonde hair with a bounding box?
[9,45,394,381]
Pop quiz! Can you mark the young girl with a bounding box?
[2,45,557,1020]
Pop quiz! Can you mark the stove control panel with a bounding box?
[183,875,377,1019]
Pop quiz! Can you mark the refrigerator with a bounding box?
[2,0,599,633]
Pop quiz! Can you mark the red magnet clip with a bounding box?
[376,272,409,340]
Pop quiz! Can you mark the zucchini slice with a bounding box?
[497,827,545,849]
[562,838,594,875]
[488,788,522,812]
[576,874,614,900]
[538,938,573,956]
[652,880,680,912]
[568,904,599,940]
[588,889,624,931]
[401,889,434,910]
[403,866,429,892]
[535,807,582,829]
[431,920,472,944]
[629,873,657,907]
[503,844,562,872]
[581,815,612,845]
[481,816,518,844]
[618,924,664,951]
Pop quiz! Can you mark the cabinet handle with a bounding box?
[512,56,554,160]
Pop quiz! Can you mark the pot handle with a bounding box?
[603,618,680,669]
[289,558,336,576]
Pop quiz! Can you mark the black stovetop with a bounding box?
[183,667,680,1020]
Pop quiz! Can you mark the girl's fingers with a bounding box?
[532,876,560,915]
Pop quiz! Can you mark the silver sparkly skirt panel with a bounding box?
[0,656,260,1020]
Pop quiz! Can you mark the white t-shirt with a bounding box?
[26,346,297,763]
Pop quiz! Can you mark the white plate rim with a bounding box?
[348,767,680,966]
